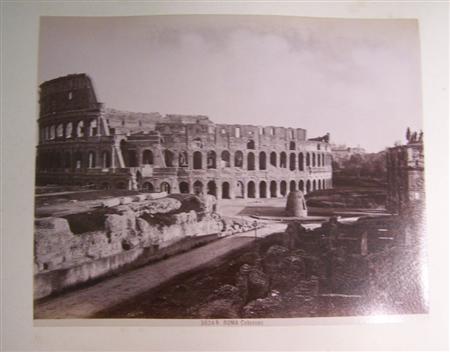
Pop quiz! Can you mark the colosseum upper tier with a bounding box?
[36,74,333,199]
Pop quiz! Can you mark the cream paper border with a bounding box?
[1,1,448,351]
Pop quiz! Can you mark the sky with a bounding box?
[38,15,423,152]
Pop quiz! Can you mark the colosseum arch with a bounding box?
[236,181,245,198]
[317,154,321,167]
[207,181,217,196]
[298,153,304,171]
[88,151,96,168]
[312,179,316,191]
[65,122,73,138]
[179,181,189,193]
[143,150,154,165]
[289,180,296,192]
[259,181,267,198]
[299,180,304,192]
[289,141,296,150]
[143,182,154,192]
[289,153,296,171]
[160,182,171,193]
[270,181,277,198]
[280,152,287,168]
[222,182,230,199]
[50,125,56,140]
[259,151,267,170]
[306,180,311,193]
[247,152,255,170]
[280,180,287,196]
[179,151,188,167]
[101,151,111,168]
[164,150,175,167]
[89,120,97,136]
[312,153,316,167]
[247,140,255,149]
[193,180,203,195]
[306,153,311,167]
[193,151,203,170]
[234,151,243,168]
[74,151,83,169]
[64,151,71,169]
[207,151,217,169]
[270,152,277,167]
[221,151,231,167]
[56,123,64,138]
[247,181,256,198]
[76,121,84,137]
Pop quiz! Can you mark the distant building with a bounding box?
[36,74,333,198]
[331,144,366,166]
[386,130,424,214]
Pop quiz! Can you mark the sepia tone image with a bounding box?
[34,15,426,320]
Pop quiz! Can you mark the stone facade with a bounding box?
[386,131,424,214]
[36,74,333,199]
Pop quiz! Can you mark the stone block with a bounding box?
[102,198,121,207]
[146,192,167,200]
[35,217,72,234]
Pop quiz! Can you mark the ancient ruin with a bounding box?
[36,74,333,199]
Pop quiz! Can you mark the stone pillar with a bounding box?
[216,181,222,200]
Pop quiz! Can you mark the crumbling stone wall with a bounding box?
[34,194,225,298]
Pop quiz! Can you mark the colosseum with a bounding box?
[36,74,333,199]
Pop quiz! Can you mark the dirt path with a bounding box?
[34,223,287,319]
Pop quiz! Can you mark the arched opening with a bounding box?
[56,124,64,138]
[323,179,326,189]
[270,181,277,198]
[49,125,56,140]
[247,152,255,170]
[160,182,171,194]
[207,181,216,196]
[222,182,230,199]
[164,150,174,167]
[120,140,128,166]
[143,150,153,165]
[270,152,277,167]
[289,141,296,150]
[179,151,188,167]
[64,152,71,169]
[312,153,316,167]
[298,153,304,171]
[128,150,138,167]
[76,121,84,137]
[280,181,287,196]
[88,151,96,168]
[280,152,287,168]
[192,137,202,148]
[312,179,316,191]
[306,153,311,167]
[116,181,127,190]
[101,151,111,168]
[179,182,189,194]
[207,151,216,169]
[289,153,296,171]
[193,181,203,196]
[259,181,267,198]
[221,151,230,167]
[289,180,296,192]
[236,181,245,198]
[234,151,243,168]
[247,181,256,198]
[193,151,203,169]
[299,180,304,192]
[247,140,255,149]
[89,120,97,136]
[259,151,266,170]
[65,122,73,139]
[306,180,311,193]
[74,151,82,169]
[143,182,154,192]
[322,154,325,167]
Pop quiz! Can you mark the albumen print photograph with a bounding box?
[34,15,426,320]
